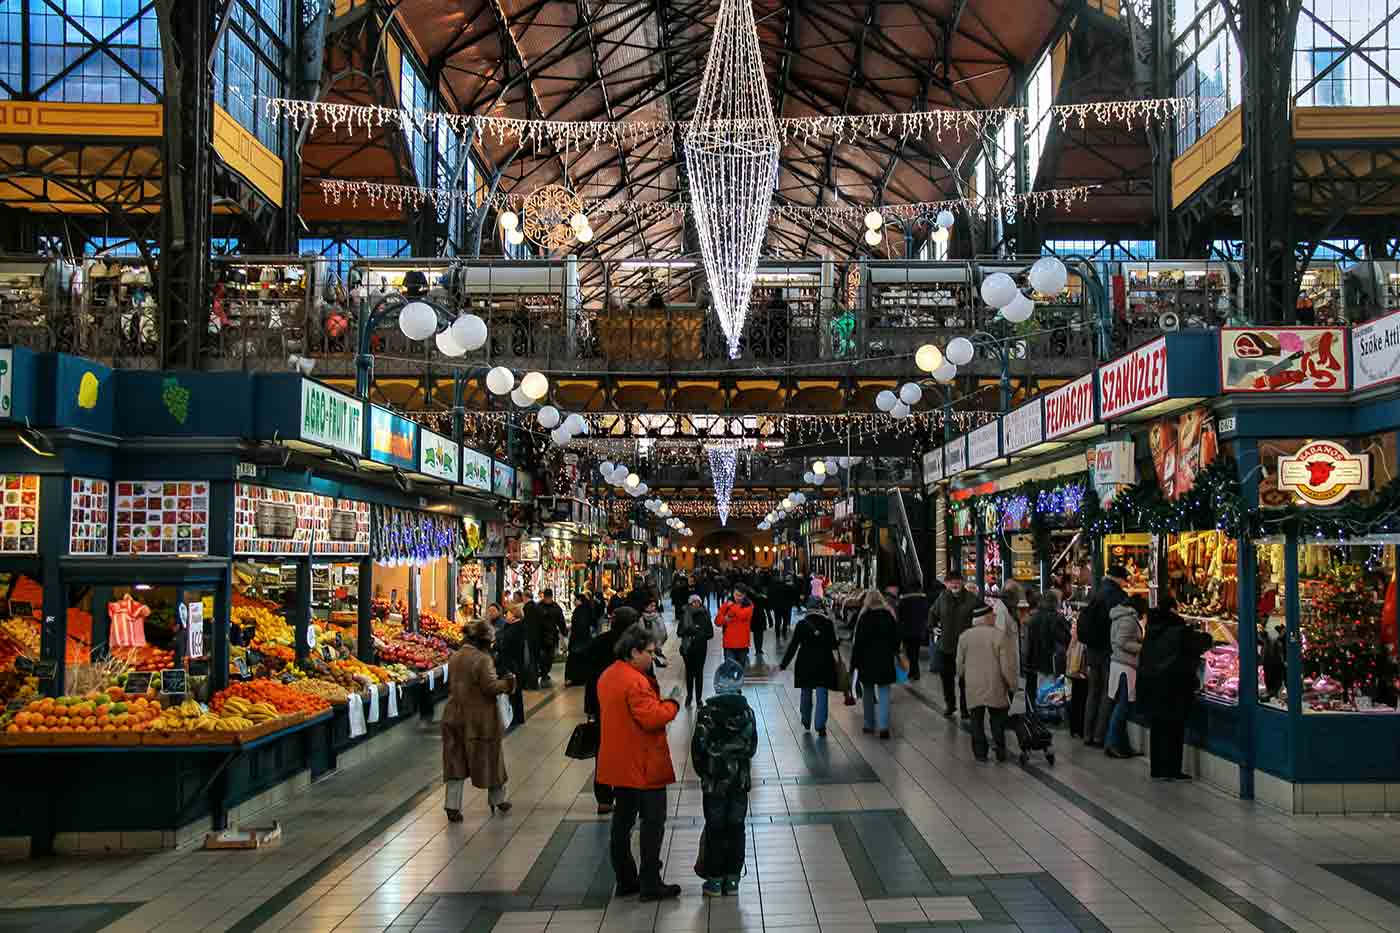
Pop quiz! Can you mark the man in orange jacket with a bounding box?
[596,622,683,901]
[715,587,754,670]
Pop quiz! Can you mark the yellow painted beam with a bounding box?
[0,101,162,138]
[212,105,284,207]
[1171,106,1243,208]
[1294,106,1400,142]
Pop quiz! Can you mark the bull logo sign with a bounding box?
[1277,440,1370,506]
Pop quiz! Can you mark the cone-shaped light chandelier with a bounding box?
[683,0,780,359]
[706,445,739,527]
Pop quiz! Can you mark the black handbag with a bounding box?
[565,720,600,760]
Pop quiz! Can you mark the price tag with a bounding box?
[320,645,334,662]
[123,671,153,695]
[305,624,318,650]
[442,663,449,684]
[367,684,381,723]
[159,668,188,695]
[233,657,250,678]
[427,668,435,690]
[386,683,399,718]
[186,601,205,659]
[346,692,367,738]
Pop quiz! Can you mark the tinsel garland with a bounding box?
[1258,472,1400,540]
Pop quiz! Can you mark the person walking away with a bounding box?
[1080,565,1129,747]
[1136,595,1213,780]
[1026,590,1071,719]
[716,588,754,669]
[495,607,532,726]
[442,620,517,820]
[626,576,652,614]
[850,590,900,739]
[692,659,759,897]
[670,574,692,613]
[957,604,1018,763]
[779,605,839,735]
[1104,594,1146,758]
[596,622,683,901]
[930,570,978,719]
[585,607,637,814]
[750,585,770,664]
[532,588,567,687]
[565,591,597,686]
[897,585,929,681]
[677,595,713,706]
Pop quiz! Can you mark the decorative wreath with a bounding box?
[522,184,583,252]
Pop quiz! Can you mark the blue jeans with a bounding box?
[724,647,749,670]
[799,687,829,732]
[1106,672,1133,753]
[861,683,891,731]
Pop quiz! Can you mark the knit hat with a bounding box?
[713,659,745,695]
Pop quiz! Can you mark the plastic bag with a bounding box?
[496,693,513,732]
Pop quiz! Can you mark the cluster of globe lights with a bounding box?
[757,489,810,531]
[864,208,955,248]
[642,496,692,537]
[875,256,1070,418]
[802,455,860,486]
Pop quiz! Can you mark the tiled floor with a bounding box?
[4,619,1400,933]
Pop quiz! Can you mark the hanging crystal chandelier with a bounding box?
[683,0,780,359]
[706,445,739,527]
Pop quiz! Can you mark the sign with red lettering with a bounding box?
[1277,440,1369,506]
[1044,374,1095,439]
[1221,327,1347,393]
[1099,338,1169,420]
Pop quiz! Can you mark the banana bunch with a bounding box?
[222,695,280,723]
[154,699,208,731]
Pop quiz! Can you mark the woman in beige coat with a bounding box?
[442,620,517,821]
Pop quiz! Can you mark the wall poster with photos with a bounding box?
[114,481,209,556]
[0,474,39,554]
[234,484,316,556]
[69,477,110,555]
[312,498,370,556]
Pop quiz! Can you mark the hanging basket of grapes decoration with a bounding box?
[522,184,584,253]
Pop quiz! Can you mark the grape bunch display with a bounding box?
[162,377,190,424]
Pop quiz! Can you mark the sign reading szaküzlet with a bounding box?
[300,380,364,455]
[1099,336,1168,420]
[418,428,459,483]
[1002,400,1044,455]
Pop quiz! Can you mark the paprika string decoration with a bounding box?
[706,444,739,527]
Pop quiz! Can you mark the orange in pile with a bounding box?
[211,679,330,715]
[6,690,161,734]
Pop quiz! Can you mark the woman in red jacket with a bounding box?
[596,623,683,902]
[716,587,755,670]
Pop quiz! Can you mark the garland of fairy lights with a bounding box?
[316,177,1097,222]
[606,496,833,520]
[268,95,1191,151]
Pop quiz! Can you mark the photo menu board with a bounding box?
[234,484,316,556]
[312,497,371,556]
[0,474,39,554]
[114,481,209,556]
[69,477,110,555]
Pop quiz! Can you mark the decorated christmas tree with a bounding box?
[1301,562,1385,703]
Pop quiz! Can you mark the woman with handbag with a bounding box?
[442,620,517,821]
[779,607,840,736]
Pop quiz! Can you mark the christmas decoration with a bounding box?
[707,445,739,526]
[522,184,584,252]
[1301,562,1388,707]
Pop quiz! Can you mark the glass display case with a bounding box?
[1296,539,1399,714]
[1102,533,1151,596]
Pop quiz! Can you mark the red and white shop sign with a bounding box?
[1099,337,1168,420]
[1045,374,1095,439]
[1277,440,1370,506]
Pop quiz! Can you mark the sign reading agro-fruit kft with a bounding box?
[300,380,364,455]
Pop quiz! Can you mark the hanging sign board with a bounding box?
[235,484,315,555]
[461,448,492,491]
[922,448,943,489]
[368,406,418,470]
[944,438,967,478]
[1221,327,1347,393]
[967,421,1001,467]
[1099,337,1168,420]
[1351,310,1400,392]
[300,380,363,455]
[1277,440,1370,506]
[1045,373,1096,439]
[418,428,460,483]
[1002,400,1044,455]
[492,461,516,498]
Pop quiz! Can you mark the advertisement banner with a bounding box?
[1002,400,1044,455]
[1147,407,1218,500]
[1092,441,1136,506]
[1099,337,1168,420]
[922,448,943,488]
[418,428,459,482]
[368,405,418,470]
[1045,373,1095,438]
[312,498,370,556]
[300,380,363,454]
[461,448,492,491]
[234,483,316,556]
[492,461,516,499]
[967,421,1001,467]
[1351,310,1400,391]
[1220,326,1347,392]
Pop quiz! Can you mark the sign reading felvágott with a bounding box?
[922,448,943,488]
[967,421,1001,467]
[1002,401,1044,455]
[461,448,491,491]
[418,428,459,482]
[944,438,966,477]
[1045,373,1095,438]
[1352,309,1400,392]
[1099,337,1168,420]
[300,380,364,455]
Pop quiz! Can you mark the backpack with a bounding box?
[691,695,758,796]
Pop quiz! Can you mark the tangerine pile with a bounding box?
[5,690,162,734]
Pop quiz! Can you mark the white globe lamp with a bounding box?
[980,272,1019,309]
[915,343,943,373]
[899,382,924,406]
[1029,256,1069,295]
[451,313,488,351]
[485,366,515,395]
[933,361,958,384]
[946,336,975,366]
[397,301,437,340]
[537,406,561,429]
[875,389,898,412]
[435,327,466,357]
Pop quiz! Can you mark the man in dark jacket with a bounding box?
[1079,566,1128,747]
[585,606,638,813]
[670,575,692,613]
[749,584,770,664]
[897,586,930,681]
[495,609,534,725]
[1136,596,1213,780]
[528,589,568,687]
[930,570,979,718]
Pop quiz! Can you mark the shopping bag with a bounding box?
[1065,637,1086,679]
[929,646,945,674]
[496,693,513,732]
[565,720,599,760]
[832,653,851,693]
[895,655,910,684]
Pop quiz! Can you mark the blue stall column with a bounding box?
[357,555,374,662]
[293,558,312,663]
[1232,438,1260,800]
[1284,528,1303,781]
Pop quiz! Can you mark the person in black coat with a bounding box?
[670,575,692,613]
[896,587,930,682]
[528,589,568,686]
[564,592,597,686]
[1135,597,1213,780]
[1026,590,1071,717]
[675,594,713,706]
[583,606,638,812]
[495,608,533,726]
[779,610,839,735]
[749,584,771,664]
[850,591,902,738]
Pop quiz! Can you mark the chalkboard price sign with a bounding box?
[13,654,33,672]
[33,660,57,679]
[233,657,250,677]
[10,601,33,619]
[123,671,153,695]
[159,668,188,695]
